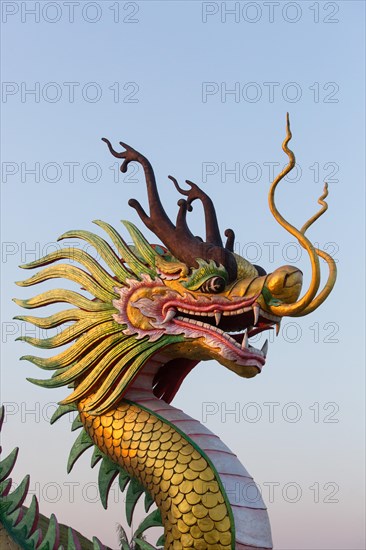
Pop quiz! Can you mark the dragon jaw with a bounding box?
[112,264,302,380]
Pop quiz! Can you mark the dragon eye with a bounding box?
[200,276,226,294]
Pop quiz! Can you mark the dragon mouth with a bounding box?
[114,280,281,370]
[161,298,281,367]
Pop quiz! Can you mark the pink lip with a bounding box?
[172,317,266,368]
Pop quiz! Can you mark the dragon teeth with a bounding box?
[241,331,248,349]
[253,304,260,326]
[214,311,222,326]
[261,339,269,357]
[162,309,176,324]
[275,321,281,336]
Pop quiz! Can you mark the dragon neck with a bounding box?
[78,356,272,550]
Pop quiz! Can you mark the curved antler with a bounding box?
[224,229,235,252]
[168,177,223,246]
[101,138,175,233]
[102,139,238,280]
[266,114,327,316]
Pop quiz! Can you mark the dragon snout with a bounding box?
[266,266,303,304]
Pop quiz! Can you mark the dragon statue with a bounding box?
[1,115,336,550]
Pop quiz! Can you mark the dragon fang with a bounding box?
[11,114,336,550]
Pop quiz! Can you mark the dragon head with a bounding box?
[15,115,336,413]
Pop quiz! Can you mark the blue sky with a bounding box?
[1,1,365,548]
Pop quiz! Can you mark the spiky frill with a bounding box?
[14,221,184,414]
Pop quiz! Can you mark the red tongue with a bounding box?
[248,323,274,338]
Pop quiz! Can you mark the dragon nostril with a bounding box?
[283,269,303,288]
[265,267,303,303]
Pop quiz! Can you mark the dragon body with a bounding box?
[11,116,336,549]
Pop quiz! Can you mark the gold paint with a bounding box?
[199,469,215,482]
[104,438,113,449]
[192,479,207,495]
[190,458,207,472]
[103,427,112,439]
[208,503,227,522]
[173,492,185,505]
[125,411,138,423]
[142,422,154,433]
[184,469,199,481]
[165,451,178,461]
[139,440,149,451]
[186,492,201,506]
[177,499,191,515]
[112,428,123,439]
[94,425,104,438]
[79,396,232,548]
[171,504,182,520]
[181,533,194,547]
[133,421,145,432]
[180,445,194,456]
[216,516,231,532]
[145,457,154,468]
[191,525,203,539]
[169,485,179,498]
[157,450,168,459]
[175,463,188,474]
[136,410,150,422]
[192,504,208,519]
[197,516,214,532]
[219,532,232,546]
[183,512,197,527]
[100,415,113,427]
[160,423,171,433]
[172,539,182,550]
[151,430,161,441]
[200,492,219,509]
[177,453,192,465]
[160,479,170,493]
[203,530,219,544]
[122,430,132,441]
[161,498,171,513]
[179,480,193,494]
[147,449,159,458]
[113,446,121,459]
[193,540,207,550]
[171,473,184,486]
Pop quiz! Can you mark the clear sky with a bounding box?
[1,1,365,549]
